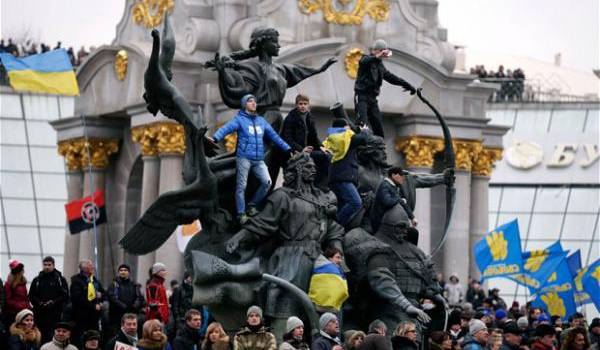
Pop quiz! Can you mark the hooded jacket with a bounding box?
[213,109,290,161]
[461,335,486,350]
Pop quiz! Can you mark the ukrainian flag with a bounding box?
[0,49,79,95]
[308,255,349,312]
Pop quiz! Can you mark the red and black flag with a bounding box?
[65,190,107,234]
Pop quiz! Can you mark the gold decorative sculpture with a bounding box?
[132,0,174,28]
[298,0,390,25]
[344,48,364,79]
[114,50,128,81]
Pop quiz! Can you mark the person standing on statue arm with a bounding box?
[370,166,417,233]
[354,39,416,138]
[210,94,292,224]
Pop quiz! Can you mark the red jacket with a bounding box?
[146,276,169,323]
[4,279,31,315]
[531,340,556,350]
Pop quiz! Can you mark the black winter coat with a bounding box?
[311,333,340,350]
[29,270,69,320]
[328,131,368,185]
[354,55,415,96]
[105,329,138,350]
[370,178,414,233]
[69,273,105,327]
[281,108,321,152]
[173,325,202,350]
[359,333,392,350]
[107,277,145,325]
[390,336,417,350]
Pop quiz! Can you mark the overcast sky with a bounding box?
[1,0,598,72]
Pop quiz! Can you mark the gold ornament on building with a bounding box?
[395,135,444,168]
[298,0,390,25]
[472,147,503,177]
[131,123,162,156]
[156,122,186,155]
[344,48,364,79]
[214,122,238,153]
[132,0,174,28]
[114,50,128,81]
[58,138,119,171]
[453,140,483,171]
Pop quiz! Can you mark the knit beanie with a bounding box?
[286,316,304,333]
[469,319,487,336]
[15,309,33,324]
[118,264,131,271]
[495,309,507,320]
[319,312,337,330]
[517,316,529,329]
[241,94,256,108]
[331,118,348,128]
[151,262,166,275]
[83,329,101,342]
[246,305,263,319]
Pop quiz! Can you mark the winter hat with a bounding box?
[83,329,101,342]
[535,323,555,337]
[241,94,256,108]
[495,309,507,320]
[319,312,338,330]
[469,319,487,336]
[118,264,131,271]
[151,262,166,275]
[9,259,24,273]
[246,305,263,319]
[517,316,529,329]
[503,321,523,335]
[286,316,304,333]
[537,313,549,323]
[372,39,388,51]
[54,321,72,331]
[15,309,33,324]
[589,317,600,330]
[331,118,348,128]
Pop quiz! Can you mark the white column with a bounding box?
[469,175,490,280]
[407,167,434,254]
[63,171,83,279]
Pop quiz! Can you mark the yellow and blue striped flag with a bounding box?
[308,255,349,312]
[0,49,79,95]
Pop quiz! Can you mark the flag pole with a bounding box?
[80,114,100,275]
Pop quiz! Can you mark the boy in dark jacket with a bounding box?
[354,39,416,138]
[323,118,368,227]
[210,94,291,224]
[106,264,145,337]
[370,166,415,233]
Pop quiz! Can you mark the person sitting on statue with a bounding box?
[226,153,344,338]
[233,306,277,350]
[210,94,292,224]
[323,118,369,228]
[354,39,416,138]
[370,166,417,233]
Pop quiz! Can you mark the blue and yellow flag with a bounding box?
[0,49,79,95]
[322,127,354,163]
[567,251,592,306]
[508,241,566,293]
[308,255,349,312]
[581,258,600,312]
[531,255,577,321]
[474,219,524,281]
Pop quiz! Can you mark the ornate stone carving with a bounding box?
[298,0,390,25]
[453,140,483,172]
[57,138,119,171]
[131,123,162,156]
[395,135,444,168]
[132,0,174,28]
[344,48,364,79]
[472,147,503,177]
[157,122,185,155]
[114,50,128,81]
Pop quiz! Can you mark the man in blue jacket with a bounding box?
[210,94,292,223]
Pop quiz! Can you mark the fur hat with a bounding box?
[151,262,166,275]
[319,312,337,330]
[246,305,263,319]
[15,309,33,324]
[286,316,304,333]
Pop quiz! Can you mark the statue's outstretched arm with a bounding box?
[282,57,337,88]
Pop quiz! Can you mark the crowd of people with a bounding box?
[1,256,599,350]
[469,65,527,102]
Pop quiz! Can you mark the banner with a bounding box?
[567,251,592,306]
[508,241,566,293]
[581,258,600,312]
[531,255,577,321]
[64,190,107,234]
[474,219,523,280]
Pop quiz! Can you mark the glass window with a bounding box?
[36,200,66,226]
[534,187,569,213]
[567,188,600,213]
[2,199,36,225]
[550,110,587,132]
[22,95,59,120]
[585,109,599,133]
[487,109,516,128]
[489,214,498,231]
[0,253,9,278]
[0,172,34,198]
[26,121,57,146]
[561,214,597,240]
[500,187,536,212]
[497,213,531,234]
[33,174,67,199]
[10,254,43,281]
[30,147,65,172]
[6,226,41,254]
[525,240,553,252]
[0,94,23,118]
[514,110,551,132]
[1,119,26,145]
[58,97,75,118]
[489,187,502,212]
[0,226,7,253]
[588,241,599,262]
[561,241,591,261]
[528,213,563,240]
[1,146,30,171]
[39,227,66,254]
[488,278,517,296]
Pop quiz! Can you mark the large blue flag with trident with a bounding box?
[508,241,566,293]
[567,251,592,306]
[475,219,524,281]
[581,258,600,312]
[531,252,577,321]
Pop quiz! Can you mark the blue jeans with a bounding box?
[236,157,272,215]
[330,181,362,226]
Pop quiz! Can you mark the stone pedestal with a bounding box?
[63,171,83,279]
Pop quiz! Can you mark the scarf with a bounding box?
[319,330,341,345]
[122,328,138,346]
[87,275,96,301]
[9,323,42,346]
